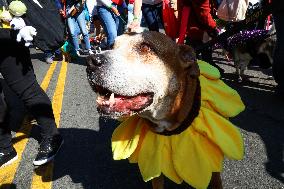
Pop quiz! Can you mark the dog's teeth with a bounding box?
[96,96,104,104]
[109,93,115,107]
[102,101,109,105]
[96,99,102,104]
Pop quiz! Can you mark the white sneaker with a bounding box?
[88,49,94,55]
[76,49,84,57]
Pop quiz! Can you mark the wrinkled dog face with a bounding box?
[86,31,197,126]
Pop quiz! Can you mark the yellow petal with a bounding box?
[198,60,220,80]
[161,137,183,184]
[171,129,212,189]
[112,115,142,160]
[193,108,244,160]
[196,132,224,172]
[129,121,182,183]
[128,120,149,163]
[138,131,163,181]
[200,76,245,118]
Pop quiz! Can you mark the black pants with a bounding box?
[272,12,284,90]
[0,39,58,153]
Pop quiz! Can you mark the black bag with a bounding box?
[7,0,66,52]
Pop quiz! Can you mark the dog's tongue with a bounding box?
[96,93,151,113]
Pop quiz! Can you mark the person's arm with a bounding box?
[133,0,142,20]
[127,0,142,32]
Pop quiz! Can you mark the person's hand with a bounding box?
[127,18,141,33]
[111,6,120,16]
[59,9,66,18]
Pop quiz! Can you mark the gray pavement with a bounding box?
[1,48,283,189]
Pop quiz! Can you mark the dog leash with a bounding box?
[117,15,126,25]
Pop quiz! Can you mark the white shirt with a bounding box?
[97,0,113,7]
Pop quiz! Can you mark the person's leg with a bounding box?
[67,16,80,51]
[53,48,63,61]
[76,11,92,51]
[141,3,159,31]
[0,41,58,139]
[0,82,12,154]
[272,12,284,92]
[0,40,63,166]
[97,6,118,48]
[155,2,164,29]
[0,123,13,154]
[44,50,54,64]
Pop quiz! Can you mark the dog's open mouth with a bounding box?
[94,85,153,116]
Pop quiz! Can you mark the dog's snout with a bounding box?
[86,54,106,71]
[93,54,105,66]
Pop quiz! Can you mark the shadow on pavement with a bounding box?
[222,72,284,184]
[51,118,151,189]
[47,117,191,189]
[0,184,17,189]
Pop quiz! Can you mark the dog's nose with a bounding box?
[93,54,105,66]
[86,54,105,71]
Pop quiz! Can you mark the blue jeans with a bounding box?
[97,5,119,48]
[141,2,163,32]
[67,9,91,51]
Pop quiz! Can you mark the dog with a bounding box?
[229,28,276,82]
[86,31,245,189]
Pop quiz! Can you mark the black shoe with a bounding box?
[53,52,63,61]
[0,148,18,168]
[76,49,84,57]
[33,134,64,166]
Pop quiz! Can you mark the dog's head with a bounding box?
[86,31,200,132]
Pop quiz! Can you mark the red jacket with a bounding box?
[112,0,124,5]
[178,0,216,40]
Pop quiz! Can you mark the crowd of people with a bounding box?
[46,0,223,69]
[0,0,283,172]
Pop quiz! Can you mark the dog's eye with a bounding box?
[139,42,152,53]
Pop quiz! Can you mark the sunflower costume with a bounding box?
[111,60,245,189]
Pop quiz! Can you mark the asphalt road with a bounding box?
[0,48,283,189]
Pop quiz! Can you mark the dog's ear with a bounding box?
[178,45,200,78]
